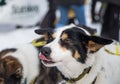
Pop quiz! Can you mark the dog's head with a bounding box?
[35,24,113,67]
[0,49,23,84]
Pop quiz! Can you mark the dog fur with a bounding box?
[0,43,40,84]
[0,34,61,84]
[36,24,120,84]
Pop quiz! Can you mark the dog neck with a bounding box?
[67,66,91,83]
[57,53,99,83]
[57,58,94,79]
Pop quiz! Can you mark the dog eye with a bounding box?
[49,37,53,40]
[47,37,54,43]
[64,38,72,43]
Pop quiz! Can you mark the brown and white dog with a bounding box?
[0,42,42,84]
[0,32,61,84]
[36,24,120,84]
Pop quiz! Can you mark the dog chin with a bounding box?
[41,60,62,67]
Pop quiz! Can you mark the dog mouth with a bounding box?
[39,54,62,67]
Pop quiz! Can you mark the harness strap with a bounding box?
[104,42,120,56]
[67,67,91,83]
[115,42,120,55]
[66,76,97,84]
[32,38,46,47]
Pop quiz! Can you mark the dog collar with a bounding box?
[67,67,91,83]
[32,38,46,47]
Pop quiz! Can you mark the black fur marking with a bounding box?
[59,28,88,63]
[38,64,61,84]
[35,28,53,35]
[89,36,113,45]
[0,48,17,57]
[0,74,21,84]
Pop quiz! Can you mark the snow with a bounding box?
[0,0,102,51]
[0,27,42,51]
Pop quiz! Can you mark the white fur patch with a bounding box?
[5,44,40,84]
[0,27,41,51]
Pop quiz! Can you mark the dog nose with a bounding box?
[41,47,51,57]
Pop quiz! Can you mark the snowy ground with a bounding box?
[0,27,42,51]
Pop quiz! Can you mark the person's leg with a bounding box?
[56,6,69,28]
[72,5,86,25]
[40,0,57,28]
[100,6,110,38]
[91,0,97,22]
[108,4,120,41]
[101,4,120,41]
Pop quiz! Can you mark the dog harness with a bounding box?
[59,66,97,84]
[32,38,46,47]
[104,42,120,56]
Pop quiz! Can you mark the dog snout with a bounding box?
[41,47,51,57]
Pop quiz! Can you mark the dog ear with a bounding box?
[35,28,54,41]
[88,36,113,45]
[35,28,53,35]
[2,56,22,78]
[82,35,113,52]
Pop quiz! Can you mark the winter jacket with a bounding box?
[56,0,85,7]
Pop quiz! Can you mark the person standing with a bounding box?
[39,0,57,28]
[99,0,120,41]
[55,0,86,28]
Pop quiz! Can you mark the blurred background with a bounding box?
[0,0,119,41]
